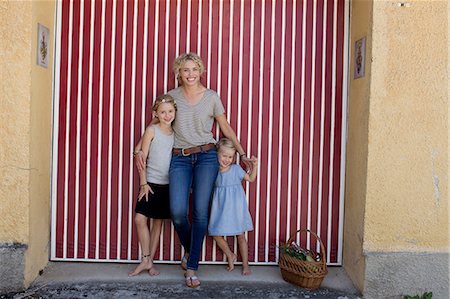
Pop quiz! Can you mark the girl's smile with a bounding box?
[155,102,176,126]
[218,147,236,171]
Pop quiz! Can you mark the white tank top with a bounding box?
[146,125,174,184]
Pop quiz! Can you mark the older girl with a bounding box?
[130,94,176,277]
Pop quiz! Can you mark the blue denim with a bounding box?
[169,147,219,270]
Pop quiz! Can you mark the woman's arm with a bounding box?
[215,114,245,155]
[215,114,253,170]
[137,126,155,200]
[134,138,146,172]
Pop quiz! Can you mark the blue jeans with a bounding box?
[169,147,219,270]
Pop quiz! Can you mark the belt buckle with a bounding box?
[181,148,190,156]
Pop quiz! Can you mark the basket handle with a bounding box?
[286,229,327,264]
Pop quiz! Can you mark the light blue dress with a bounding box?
[208,164,254,236]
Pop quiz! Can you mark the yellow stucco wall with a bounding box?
[365,0,448,253]
[343,0,373,292]
[0,0,54,287]
[0,0,32,244]
[344,0,449,293]
[448,1,450,251]
[25,0,55,285]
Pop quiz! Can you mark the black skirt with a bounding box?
[135,183,171,219]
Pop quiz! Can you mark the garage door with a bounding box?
[51,0,349,265]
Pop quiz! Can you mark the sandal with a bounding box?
[185,274,201,288]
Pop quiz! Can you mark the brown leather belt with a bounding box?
[172,143,216,156]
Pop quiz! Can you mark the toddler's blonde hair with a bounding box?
[216,138,236,152]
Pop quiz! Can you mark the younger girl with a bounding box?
[129,94,176,277]
[208,138,258,275]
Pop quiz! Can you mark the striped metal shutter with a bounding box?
[51,0,349,265]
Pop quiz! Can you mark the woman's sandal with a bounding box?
[184,274,201,288]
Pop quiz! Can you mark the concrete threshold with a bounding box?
[32,262,358,295]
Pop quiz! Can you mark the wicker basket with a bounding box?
[278,229,328,290]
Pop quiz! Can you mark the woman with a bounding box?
[136,53,251,288]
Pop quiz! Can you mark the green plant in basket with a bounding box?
[404,292,432,299]
[280,243,306,260]
[280,242,318,262]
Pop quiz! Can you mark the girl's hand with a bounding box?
[138,184,154,201]
[242,156,258,182]
[134,150,146,172]
[250,156,258,166]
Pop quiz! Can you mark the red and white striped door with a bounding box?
[51,0,349,265]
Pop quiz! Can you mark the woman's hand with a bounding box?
[134,150,146,172]
[138,184,154,201]
[242,155,258,182]
[240,155,254,173]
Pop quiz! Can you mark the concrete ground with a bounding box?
[2,262,361,298]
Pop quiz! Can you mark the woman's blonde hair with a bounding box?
[151,94,177,124]
[173,53,205,85]
[216,138,236,152]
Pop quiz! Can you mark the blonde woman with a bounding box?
[136,53,252,287]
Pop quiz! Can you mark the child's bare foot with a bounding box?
[128,256,151,277]
[226,253,237,271]
[242,265,252,276]
[148,266,160,276]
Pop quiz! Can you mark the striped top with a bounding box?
[169,87,225,148]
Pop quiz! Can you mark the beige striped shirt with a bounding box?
[169,87,225,148]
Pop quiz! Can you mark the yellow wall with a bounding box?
[0,0,32,244]
[365,0,448,253]
[343,0,373,291]
[25,0,55,285]
[345,0,449,294]
[448,0,450,250]
[0,0,55,288]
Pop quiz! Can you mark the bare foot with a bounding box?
[148,266,160,276]
[128,258,151,277]
[226,253,237,272]
[242,265,252,276]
